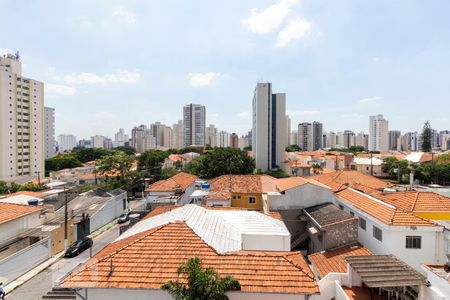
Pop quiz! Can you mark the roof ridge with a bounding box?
[283,253,316,281]
[411,191,420,211]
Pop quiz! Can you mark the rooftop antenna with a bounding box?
[15,50,20,60]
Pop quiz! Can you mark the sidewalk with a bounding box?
[5,219,118,297]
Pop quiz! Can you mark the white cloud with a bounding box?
[290,110,320,116]
[244,0,299,34]
[112,8,137,24]
[276,18,312,47]
[45,84,77,96]
[189,72,224,87]
[358,96,381,104]
[237,111,251,118]
[56,69,141,85]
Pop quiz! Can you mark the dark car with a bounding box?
[117,213,130,224]
[65,237,93,258]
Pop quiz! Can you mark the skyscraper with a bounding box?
[229,133,239,148]
[369,114,389,151]
[298,122,313,151]
[131,125,155,153]
[0,52,44,182]
[205,124,218,148]
[172,120,184,149]
[286,115,291,147]
[44,107,55,158]
[57,134,77,152]
[312,121,323,150]
[252,82,286,170]
[114,128,129,147]
[343,130,356,148]
[389,130,401,150]
[183,104,206,147]
[219,131,229,148]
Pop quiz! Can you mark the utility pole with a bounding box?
[35,171,41,185]
[397,163,401,184]
[370,152,374,176]
[64,186,68,250]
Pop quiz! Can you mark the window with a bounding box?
[359,218,366,230]
[373,226,382,242]
[248,196,256,204]
[350,211,355,216]
[405,236,421,249]
[339,204,344,210]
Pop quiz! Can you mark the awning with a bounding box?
[346,255,427,288]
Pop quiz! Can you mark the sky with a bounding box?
[1,0,450,139]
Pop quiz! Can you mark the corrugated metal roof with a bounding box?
[116,204,290,253]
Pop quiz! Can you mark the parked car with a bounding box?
[65,237,93,258]
[117,213,130,224]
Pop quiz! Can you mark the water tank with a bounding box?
[27,199,39,206]
[201,182,210,190]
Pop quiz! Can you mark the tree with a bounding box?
[311,163,322,175]
[137,150,170,178]
[243,145,252,151]
[45,156,83,175]
[95,151,136,184]
[264,169,290,178]
[285,145,300,152]
[347,146,365,154]
[421,121,432,152]
[436,153,450,165]
[382,157,410,182]
[113,146,135,155]
[162,257,240,300]
[186,148,254,179]
[72,147,111,163]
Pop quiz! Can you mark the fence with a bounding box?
[0,237,51,284]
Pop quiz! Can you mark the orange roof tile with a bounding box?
[310,170,391,192]
[6,190,47,199]
[78,173,96,180]
[366,191,450,213]
[308,243,372,278]
[335,188,437,227]
[0,202,43,225]
[145,172,198,192]
[209,175,277,194]
[275,177,330,192]
[60,222,319,294]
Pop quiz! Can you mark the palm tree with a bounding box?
[162,257,240,300]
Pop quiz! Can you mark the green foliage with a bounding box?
[311,163,323,174]
[186,148,255,179]
[264,169,290,178]
[285,145,300,152]
[113,146,135,155]
[45,156,83,175]
[95,151,136,184]
[137,150,170,177]
[415,162,450,185]
[328,146,366,154]
[160,168,179,180]
[0,180,48,195]
[243,145,252,151]
[421,121,432,152]
[382,157,410,182]
[72,147,111,163]
[436,153,450,165]
[78,184,98,193]
[162,257,240,300]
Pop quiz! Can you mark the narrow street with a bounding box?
[7,224,120,300]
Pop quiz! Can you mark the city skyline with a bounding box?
[1,0,450,138]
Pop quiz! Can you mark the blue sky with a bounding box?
[1,0,449,139]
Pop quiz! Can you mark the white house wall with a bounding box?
[0,211,42,246]
[90,193,126,232]
[270,184,333,210]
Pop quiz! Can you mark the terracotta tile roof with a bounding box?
[275,177,330,192]
[209,175,277,194]
[6,190,47,199]
[78,173,96,180]
[168,154,183,162]
[335,188,437,227]
[145,172,198,192]
[308,243,372,278]
[310,170,391,192]
[204,190,232,200]
[60,222,319,294]
[0,202,43,225]
[366,191,450,213]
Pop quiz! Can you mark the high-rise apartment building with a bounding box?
[183,104,206,147]
[91,135,107,149]
[172,120,184,149]
[219,131,229,148]
[327,131,336,149]
[298,122,313,151]
[131,125,155,153]
[0,53,44,182]
[388,130,401,151]
[369,114,389,151]
[57,134,77,152]
[205,124,218,148]
[312,121,323,150]
[343,130,356,148]
[290,130,298,146]
[44,107,55,158]
[150,122,165,147]
[356,132,368,150]
[229,133,239,148]
[286,115,291,147]
[404,132,419,151]
[252,82,286,170]
[114,128,129,148]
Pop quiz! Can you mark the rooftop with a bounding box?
[346,255,427,288]
[308,243,372,278]
[310,170,391,192]
[145,172,198,192]
[118,204,290,253]
[0,202,43,225]
[335,188,437,227]
[60,221,319,294]
[209,174,277,194]
[275,177,330,191]
[304,203,356,228]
